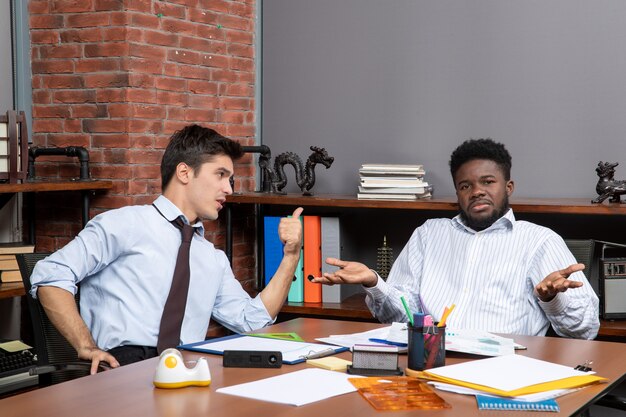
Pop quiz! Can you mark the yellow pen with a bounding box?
[438,304,456,327]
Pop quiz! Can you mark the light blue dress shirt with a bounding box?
[30,195,273,350]
[365,209,600,339]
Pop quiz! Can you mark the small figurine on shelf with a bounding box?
[592,161,626,204]
[376,236,394,281]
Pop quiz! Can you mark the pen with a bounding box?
[303,348,336,360]
[368,338,408,347]
[401,295,414,326]
[438,304,456,327]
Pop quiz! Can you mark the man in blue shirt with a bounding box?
[313,139,599,339]
[30,125,303,373]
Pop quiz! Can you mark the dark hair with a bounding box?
[161,124,244,190]
[449,138,512,181]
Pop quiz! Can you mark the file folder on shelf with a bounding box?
[303,216,322,303]
[321,217,343,303]
[263,216,283,287]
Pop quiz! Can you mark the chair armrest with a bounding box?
[596,394,626,411]
[29,361,111,376]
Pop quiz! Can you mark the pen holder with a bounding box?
[407,324,446,371]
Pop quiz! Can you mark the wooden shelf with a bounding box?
[0,179,113,194]
[0,282,25,299]
[227,192,626,215]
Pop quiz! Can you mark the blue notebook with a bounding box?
[476,395,560,412]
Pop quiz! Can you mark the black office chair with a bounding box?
[17,253,104,386]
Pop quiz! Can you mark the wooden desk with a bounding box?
[2,318,625,417]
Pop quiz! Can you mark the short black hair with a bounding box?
[161,124,244,190]
[449,138,512,181]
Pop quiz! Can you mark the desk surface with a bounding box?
[1,318,625,417]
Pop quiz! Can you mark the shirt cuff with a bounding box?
[363,270,388,301]
[537,292,569,315]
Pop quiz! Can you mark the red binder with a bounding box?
[303,215,322,303]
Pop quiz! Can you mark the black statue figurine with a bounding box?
[592,161,626,203]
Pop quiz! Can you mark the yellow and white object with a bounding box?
[153,348,211,388]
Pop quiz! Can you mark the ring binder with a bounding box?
[476,395,560,412]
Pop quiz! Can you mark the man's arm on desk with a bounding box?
[37,286,120,374]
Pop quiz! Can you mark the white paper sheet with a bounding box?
[216,368,361,406]
[426,354,594,392]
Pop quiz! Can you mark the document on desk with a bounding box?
[421,354,607,397]
[179,335,347,364]
[216,368,361,406]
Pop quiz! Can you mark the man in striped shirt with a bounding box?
[315,139,599,339]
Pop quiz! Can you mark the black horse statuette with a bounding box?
[592,161,626,203]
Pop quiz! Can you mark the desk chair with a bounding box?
[17,253,104,386]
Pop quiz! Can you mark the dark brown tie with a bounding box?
[157,219,195,353]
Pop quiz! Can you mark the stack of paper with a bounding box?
[419,354,606,398]
[357,164,432,200]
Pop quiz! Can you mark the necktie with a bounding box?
[157,219,195,353]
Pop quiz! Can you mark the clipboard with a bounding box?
[179,334,348,365]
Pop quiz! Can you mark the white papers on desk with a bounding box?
[216,368,361,406]
[315,326,402,349]
[428,381,580,402]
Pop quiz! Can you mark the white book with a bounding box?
[360,179,428,187]
[357,192,431,200]
[358,186,426,194]
[360,163,424,171]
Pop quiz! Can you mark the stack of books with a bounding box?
[357,164,431,200]
[0,243,35,283]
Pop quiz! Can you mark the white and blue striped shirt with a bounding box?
[365,209,600,339]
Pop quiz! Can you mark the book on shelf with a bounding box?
[360,179,427,188]
[357,192,432,200]
[0,269,22,283]
[358,186,428,194]
[0,243,35,255]
[359,163,425,176]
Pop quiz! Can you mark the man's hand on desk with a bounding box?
[535,263,585,302]
[311,257,378,288]
[78,346,120,375]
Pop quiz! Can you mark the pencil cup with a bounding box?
[407,324,425,371]
[423,324,446,369]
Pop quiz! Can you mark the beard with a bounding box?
[460,195,510,232]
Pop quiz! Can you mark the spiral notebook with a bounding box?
[476,395,560,412]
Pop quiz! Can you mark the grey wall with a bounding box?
[262,0,626,198]
[0,1,14,110]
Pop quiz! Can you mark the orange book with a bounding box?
[303,215,322,303]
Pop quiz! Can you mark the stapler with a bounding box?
[153,348,211,389]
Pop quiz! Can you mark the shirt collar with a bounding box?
[452,208,515,234]
[153,195,205,235]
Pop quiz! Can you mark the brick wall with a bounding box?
[28,0,258,293]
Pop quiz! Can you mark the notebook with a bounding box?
[476,395,560,412]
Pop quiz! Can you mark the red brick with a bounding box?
[180,36,225,54]
[130,12,160,29]
[110,11,130,25]
[94,195,134,209]
[161,18,197,36]
[132,104,165,119]
[128,149,162,164]
[33,119,64,132]
[31,31,61,44]
[167,106,185,120]
[47,133,91,147]
[188,8,219,25]
[185,108,216,122]
[131,164,161,179]
[219,15,251,31]
[188,94,218,108]
[155,77,186,92]
[96,89,127,102]
[32,60,75,74]
[66,13,111,28]
[126,0,152,12]
[154,2,186,19]
[221,110,244,125]
[124,58,164,75]
[107,103,131,117]
[83,73,129,88]
[223,82,253,97]
[131,135,156,148]
[52,0,94,13]
[210,68,237,82]
[196,25,223,41]
[167,49,200,65]
[219,97,249,110]
[102,27,128,41]
[126,88,157,103]
[84,42,129,57]
[42,75,84,89]
[29,1,50,14]
[188,79,218,95]
[92,134,131,148]
[91,164,132,178]
[230,57,254,72]
[64,119,83,132]
[33,106,71,118]
[30,15,64,29]
[128,73,157,88]
[156,91,188,106]
[75,58,122,73]
[100,149,130,164]
[223,124,255,138]
[83,119,126,133]
[200,53,229,68]
[177,64,211,80]
[128,179,148,194]
[225,29,253,45]
[95,0,124,11]
[128,119,162,133]
[229,2,255,19]
[129,43,167,60]
[227,43,253,58]
[60,28,102,43]
[39,44,82,59]
[33,90,52,104]
[143,30,179,47]
[72,104,108,118]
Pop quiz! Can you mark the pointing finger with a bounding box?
[325,257,349,268]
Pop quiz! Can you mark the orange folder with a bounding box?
[303,215,322,303]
